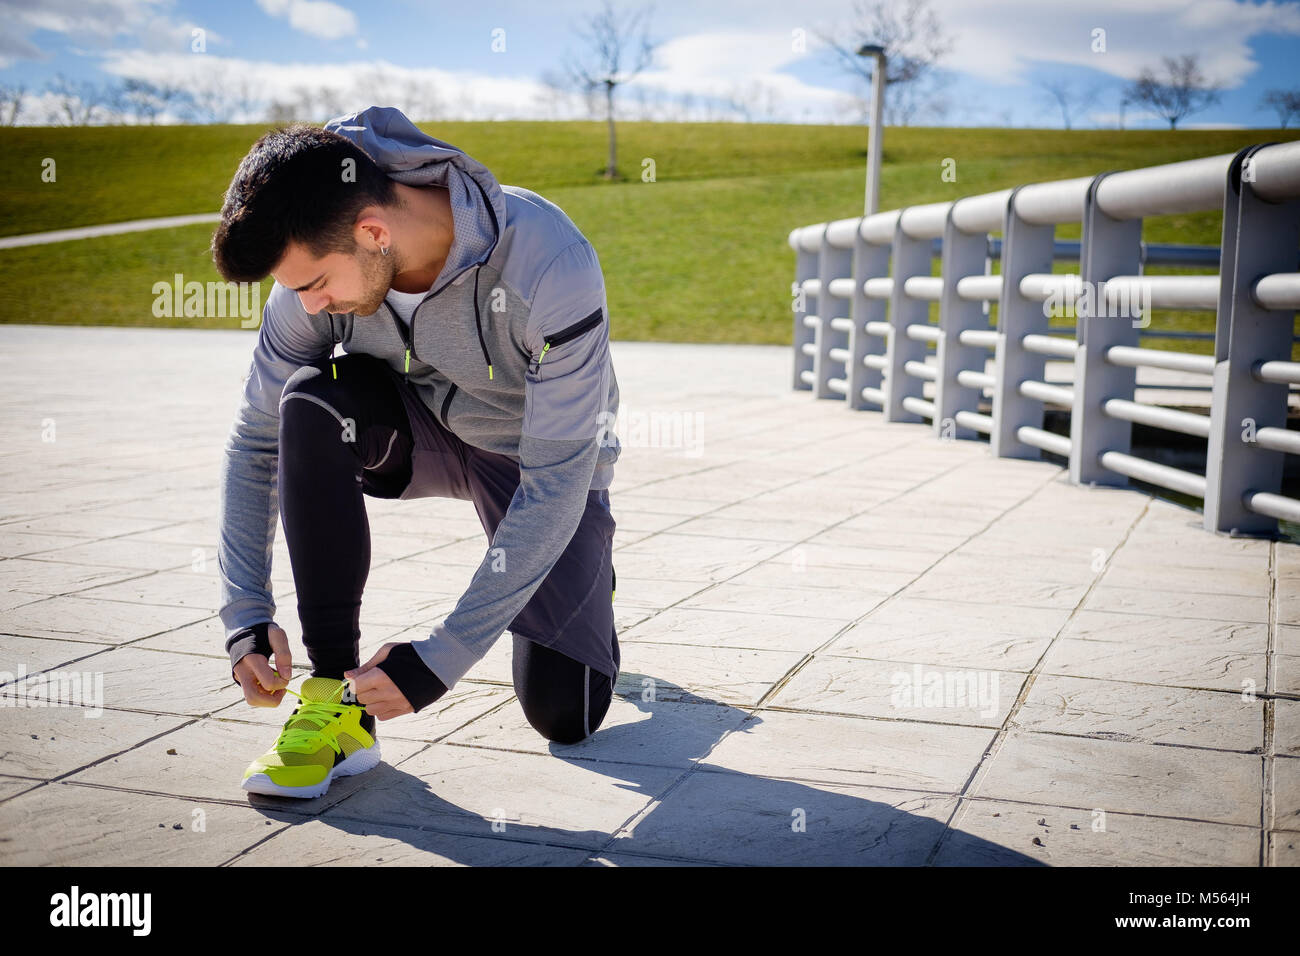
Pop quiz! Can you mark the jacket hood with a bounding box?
[322,105,508,380]
[323,105,505,284]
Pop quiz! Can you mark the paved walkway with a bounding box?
[0,324,1295,866]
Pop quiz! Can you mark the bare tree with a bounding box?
[0,83,25,125]
[47,74,107,125]
[1125,54,1222,130]
[1036,78,1102,130]
[1259,88,1300,129]
[559,0,659,179]
[817,0,955,127]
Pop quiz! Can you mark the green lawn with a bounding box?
[0,121,1295,347]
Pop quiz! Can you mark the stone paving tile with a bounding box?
[674,581,885,621]
[697,708,995,793]
[0,558,146,597]
[76,646,246,717]
[1,635,114,677]
[727,559,918,595]
[442,695,751,768]
[0,705,191,779]
[769,655,1026,727]
[0,783,303,866]
[668,514,833,543]
[315,743,677,850]
[974,730,1261,826]
[933,798,1260,866]
[65,716,426,808]
[229,817,593,866]
[1275,756,1300,831]
[1010,675,1262,750]
[1276,700,1300,758]
[1271,831,1299,865]
[0,531,93,558]
[1059,610,1268,651]
[72,569,228,611]
[1084,586,1270,623]
[0,594,210,644]
[611,534,790,583]
[1037,639,1266,693]
[613,643,805,707]
[609,772,962,866]
[619,606,846,654]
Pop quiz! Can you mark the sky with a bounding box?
[1,0,1298,127]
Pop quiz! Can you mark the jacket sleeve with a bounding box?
[403,240,610,693]
[218,281,332,674]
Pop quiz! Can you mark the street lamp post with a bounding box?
[857,43,887,216]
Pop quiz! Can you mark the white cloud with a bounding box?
[255,0,358,41]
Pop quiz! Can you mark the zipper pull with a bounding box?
[538,342,551,365]
[487,364,494,380]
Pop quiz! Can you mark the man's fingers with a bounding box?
[268,625,292,681]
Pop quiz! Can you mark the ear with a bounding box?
[354,208,391,254]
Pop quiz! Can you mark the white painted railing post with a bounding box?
[1070,173,1144,485]
[847,217,890,410]
[884,211,931,423]
[814,223,853,400]
[790,224,822,391]
[1204,145,1300,534]
[934,206,995,439]
[991,187,1056,458]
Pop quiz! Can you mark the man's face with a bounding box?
[272,239,395,317]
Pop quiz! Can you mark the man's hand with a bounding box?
[233,624,292,706]
[345,643,414,720]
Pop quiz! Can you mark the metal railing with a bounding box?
[790,142,1300,536]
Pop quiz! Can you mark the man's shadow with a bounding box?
[247,671,1046,866]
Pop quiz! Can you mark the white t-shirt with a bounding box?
[385,286,430,327]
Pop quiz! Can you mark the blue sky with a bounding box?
[1,0,1298,127]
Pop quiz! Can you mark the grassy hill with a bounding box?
[0,121,1295,347]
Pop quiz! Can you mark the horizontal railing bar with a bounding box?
[800,342,816,357]
[1020,380,1075,406]
[798,369,814,386]
[828,347,850,364]
[899,202,953,239]
[1102,398,1211,438]
[903,276,944,301]
[1243,490,1300,522]
[959,328,999,348]
[827,277,856,298]
[906,324,942,343]
[1254,272,1300,310]
[956,369,995,390]
[955,410,993,434]
[862,386,886,405]
[1017,426,1072,457]
[830,317,854,333]
[864,354,888,370]
[1106,345,1214,375]
[901,396,936,419]
[864,277,894,299]
[955,275,1003,302]
[1253,360,1300,385]
[827,377,847,396]
[1094,153,1234,220]
[865,320,891,337]
[1099,450,1208,497]
[1023,333,1079,358]
[1250,141,1300,203]
[904,360,937,381]
[1254,427,1300,455]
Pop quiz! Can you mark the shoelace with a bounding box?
[274,686,354,755]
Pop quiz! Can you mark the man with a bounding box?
[211,105,622,799]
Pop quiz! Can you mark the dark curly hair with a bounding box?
[211,123,399,283]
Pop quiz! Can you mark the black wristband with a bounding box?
[375,642,449,713]
[226,621,273,683]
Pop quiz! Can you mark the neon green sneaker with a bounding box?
[241,676,381,799]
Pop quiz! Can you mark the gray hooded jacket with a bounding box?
[217,105,621,690]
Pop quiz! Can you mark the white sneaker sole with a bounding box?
[242,740,382,799]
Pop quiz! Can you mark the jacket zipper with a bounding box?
[533,307,604,369]
[439,382,458,430]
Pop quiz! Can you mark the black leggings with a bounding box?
[277,354,614,745]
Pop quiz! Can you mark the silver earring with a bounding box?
[380,245,389,256]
